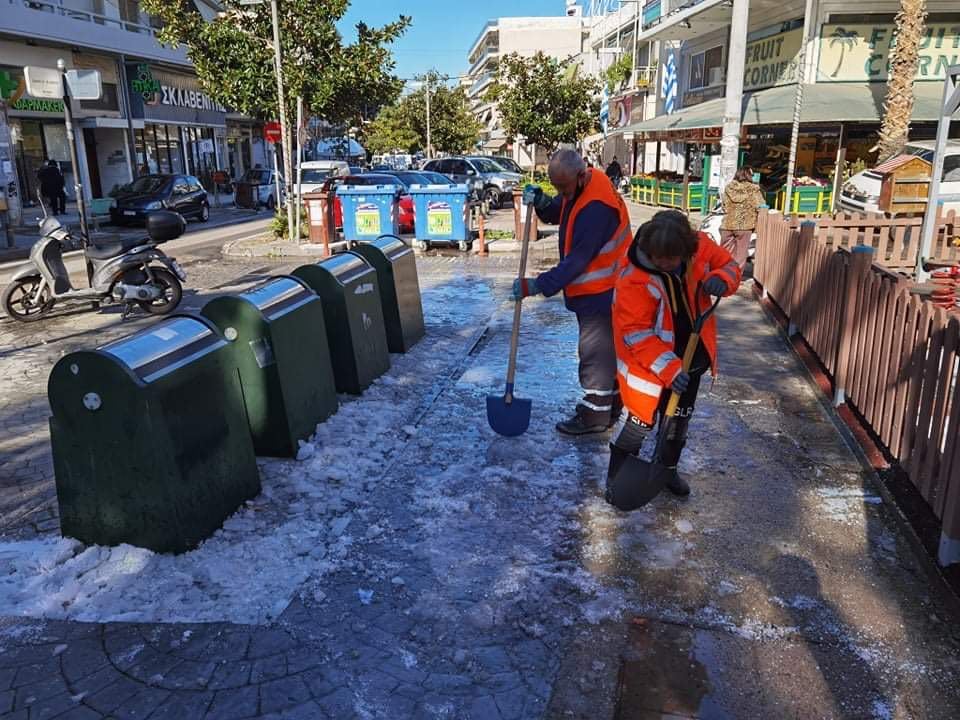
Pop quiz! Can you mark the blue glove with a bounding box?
[511,277,540,301]
[702,276,728,296]
[522,184,541,206]
[671,371,690,395]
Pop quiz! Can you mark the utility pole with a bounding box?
[58,58,93,288]
[718,0,749,190]
[294,95,303,243]
[783,0,815,215]
[268,0,294,242]
[425,75,432,160]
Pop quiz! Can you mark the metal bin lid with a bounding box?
[100,316,225,383]
[239,276,315,320]
[317,252,372,285]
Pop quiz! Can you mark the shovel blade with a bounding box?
[605,456,668,511]
[486,395,532,437]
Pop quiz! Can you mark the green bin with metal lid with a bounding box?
[352,235,425,353]
[292,252,390,394]
[47,315,260,554]
[201,276,338,457]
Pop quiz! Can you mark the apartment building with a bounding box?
[465,8,587,167]
[0,0,267,222]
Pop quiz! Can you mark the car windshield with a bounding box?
[419,172,451,184]
[392,172,430,185]
[491,157,522,173]
[301,169,332,183]
[367,174,408,189]
[242,169,271,184]
[128,176,170,193]
[470,158,505,174]
[904,146,935,162]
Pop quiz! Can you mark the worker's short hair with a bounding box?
[633,210,699,260]
[549,148,586,176]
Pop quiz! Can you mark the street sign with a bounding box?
[23,66,62,100]
[65,69,102,101]
[264,121,282,144]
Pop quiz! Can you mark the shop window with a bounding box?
[689,46,723,90]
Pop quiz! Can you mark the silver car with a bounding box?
[421,156,521,208]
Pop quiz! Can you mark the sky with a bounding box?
[339,0,582,86]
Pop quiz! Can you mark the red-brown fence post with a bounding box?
[513,189,522,241]
[833,244,874,406]
[788,220,817,337]
[939,372,960,566]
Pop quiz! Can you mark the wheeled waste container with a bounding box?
[48,315,260,554]
[292,253,390,394]
[409,184,470,251]
[337,184,399,243]
[352,236,424,353]
[201,276,338,457]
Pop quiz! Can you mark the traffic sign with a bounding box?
[23,66,62,99]
[65,69,102,101]
[264,121,282,144]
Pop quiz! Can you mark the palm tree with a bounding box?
[876,0,928,161]
[828,28,860,78]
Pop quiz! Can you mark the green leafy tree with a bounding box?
[486,52,600,154]
[603,54,633,92]
[365,71,481,155]
[141,0,408,239]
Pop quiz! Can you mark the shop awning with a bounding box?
[79,117,145,130]
[638,0,731,44]
[618,83,949,138]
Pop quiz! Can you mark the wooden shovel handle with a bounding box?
[664,331,700,418]
[504,203,534,398]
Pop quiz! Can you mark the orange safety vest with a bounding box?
[612,232,741,424]
[560,169,632,297]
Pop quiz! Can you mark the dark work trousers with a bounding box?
[576,310,620,426]
[609,368,705,467]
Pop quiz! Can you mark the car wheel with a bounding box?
[482,187,499,208]
[266,195,276,212]
[199,203,210,222]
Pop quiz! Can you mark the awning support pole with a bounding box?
[784,0,816,217]
[718,0,749,191]
[831,123,846,213]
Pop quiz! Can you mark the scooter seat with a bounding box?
[86,236,146,260]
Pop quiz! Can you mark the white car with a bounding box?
[839,140,960,215]
[700,203,756,261]
[296,160,350,196]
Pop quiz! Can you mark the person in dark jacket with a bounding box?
[37,160,66,215]
[512,149,633,435]
[605,156,622,185]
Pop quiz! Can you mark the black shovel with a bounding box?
[606,286,722,511]
[487,202,535,437]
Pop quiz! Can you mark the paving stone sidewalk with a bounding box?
[0,229,958,718]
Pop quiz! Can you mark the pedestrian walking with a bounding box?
[719,167,765,270]
[605,156,622,186]
[37,160,66,215]
[512,149,632,435]
[607,210,740,498]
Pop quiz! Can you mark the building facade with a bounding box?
[464,9,587,167]
[0,0,267,223]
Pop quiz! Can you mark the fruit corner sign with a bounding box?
[819,23,960,82]
[264,121,281,144]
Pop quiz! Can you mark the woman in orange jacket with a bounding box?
[607,210,740,500]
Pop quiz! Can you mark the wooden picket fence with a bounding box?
[786,209,959,271]
[754,209,960,566]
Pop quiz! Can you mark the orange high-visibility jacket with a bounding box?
[560,170,632,297]
[612,232,741,424]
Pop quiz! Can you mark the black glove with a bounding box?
[703,276,728,296]
[671,371,690,395]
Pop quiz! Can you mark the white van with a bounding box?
[296,160,350,195]
[839,140,960,215]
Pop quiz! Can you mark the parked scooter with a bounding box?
[2,202,188,322]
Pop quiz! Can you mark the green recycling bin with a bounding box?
[352,235,425,353]
[201,276,338,457]
[48,315,260,554]
[292,252,390,394]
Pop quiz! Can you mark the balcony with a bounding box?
[469,45,500,76]
[4,0,189,65]
[467,21,498,64]
[469,71,495,99]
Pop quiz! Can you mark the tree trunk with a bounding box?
[875,0,928,161]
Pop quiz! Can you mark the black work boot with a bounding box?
[663,466,690,497]
[556,407,609,436]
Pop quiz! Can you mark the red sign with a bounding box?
[264,121,282,144]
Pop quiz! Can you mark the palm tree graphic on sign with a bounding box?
[829,28,860,77]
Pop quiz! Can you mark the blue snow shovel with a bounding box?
[606,286,722,511]
[487,202,535,437]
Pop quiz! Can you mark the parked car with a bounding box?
[488,156,524,175]
[421,156,521,207]
[235,167,283,210]
[110,174,209,226]
[839,140,960,215]
[417,171,455,184]
[296,160,349,197]
[322,173,415,233]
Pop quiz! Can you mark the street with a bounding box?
[0,218,959,719]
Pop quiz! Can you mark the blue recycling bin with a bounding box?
[337,184,400,243]
[409,184,470,250]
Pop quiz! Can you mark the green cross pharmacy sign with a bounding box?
[0,69,64,113]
